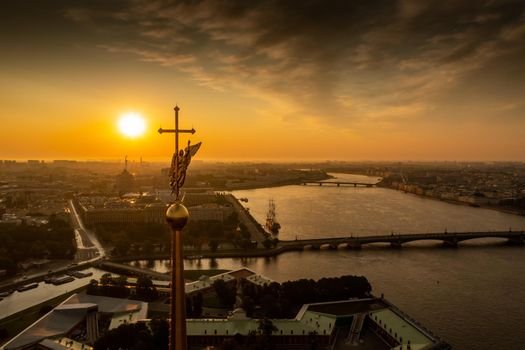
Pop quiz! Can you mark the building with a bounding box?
[76,192,233,225]
[2,293,148,350]
[187,203,234,222]
[115,157,135,195]
[2,269,449,350]
[76,197,167,226]
[167,269,449,349]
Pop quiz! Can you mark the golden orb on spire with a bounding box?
[165,202,189,230]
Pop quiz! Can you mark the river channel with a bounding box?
[133,173,525,349]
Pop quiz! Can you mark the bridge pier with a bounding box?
[346,242,362,250]
[443,237,458,247]
[507,235,524,245]
[390,241,402,248]
[337,183,340,187]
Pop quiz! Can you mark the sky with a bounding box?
[1,0,524,162]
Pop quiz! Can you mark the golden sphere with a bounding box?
[165,202,189,230]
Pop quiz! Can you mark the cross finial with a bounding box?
[158,106,200,200]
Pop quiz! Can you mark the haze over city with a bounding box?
[2,0,525,161]
[3,2,525,350]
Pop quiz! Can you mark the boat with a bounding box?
[265,199,281,234]
[0,290,14,297]
[17,283,39,292]
[69,270,93,278]
[51,275,75,285]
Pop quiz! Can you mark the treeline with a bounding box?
[212,275,372,319]
[93,222,170,256]
[499,197,525,209]
[95,212,244,257]
[0,215,75,276]
[87,274,159,302]
[94,318,290,350]
[94,319,168,350]
[183,212,252,251]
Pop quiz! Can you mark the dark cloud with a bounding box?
[3,0,525,125]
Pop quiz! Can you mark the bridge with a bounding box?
[301,181,378,187]
[97,261,171,281]
[277,230,525,250]
[105,230,525,263]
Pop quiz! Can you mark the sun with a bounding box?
[118,112,146,137]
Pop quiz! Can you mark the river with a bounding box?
[132,173,525,349]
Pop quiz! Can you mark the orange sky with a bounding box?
[1,0,524,162]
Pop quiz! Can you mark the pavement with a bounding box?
[224,194,267,243]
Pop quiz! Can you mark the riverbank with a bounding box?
[107,230,524,263]
[217,172,332,191]
[378,182,525,217]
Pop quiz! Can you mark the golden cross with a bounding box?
[158,106,196,199]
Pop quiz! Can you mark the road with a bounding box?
[68,199,106,260]
[225,194,267,243]
[0,201,105,291]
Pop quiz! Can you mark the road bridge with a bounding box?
[301,181,377,187]
[278,230,525,249]
[97,261,171,281]
[105,230,525,263]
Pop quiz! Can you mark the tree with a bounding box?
[192,292,204,317]
[208,239,219,252]
[149,319,168,350]
[225,211,239,225]
[258,318,277,336]
[242,296,255,317]
[213,279,236,307]
[114,275,128,287]
[136,276,158,301]
[87,279,99,295]
[100,273,112,286]
[186,296,193,317]
[260,294,281,318]
[94,322,154,350]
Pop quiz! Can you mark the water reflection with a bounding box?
[232,173,525,240]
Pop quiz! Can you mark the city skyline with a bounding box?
[1,0,525,161]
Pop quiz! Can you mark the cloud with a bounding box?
[63,0,525,127]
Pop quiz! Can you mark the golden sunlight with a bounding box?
[118,112,146,137]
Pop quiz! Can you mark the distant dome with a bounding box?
[116,169,135,195]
